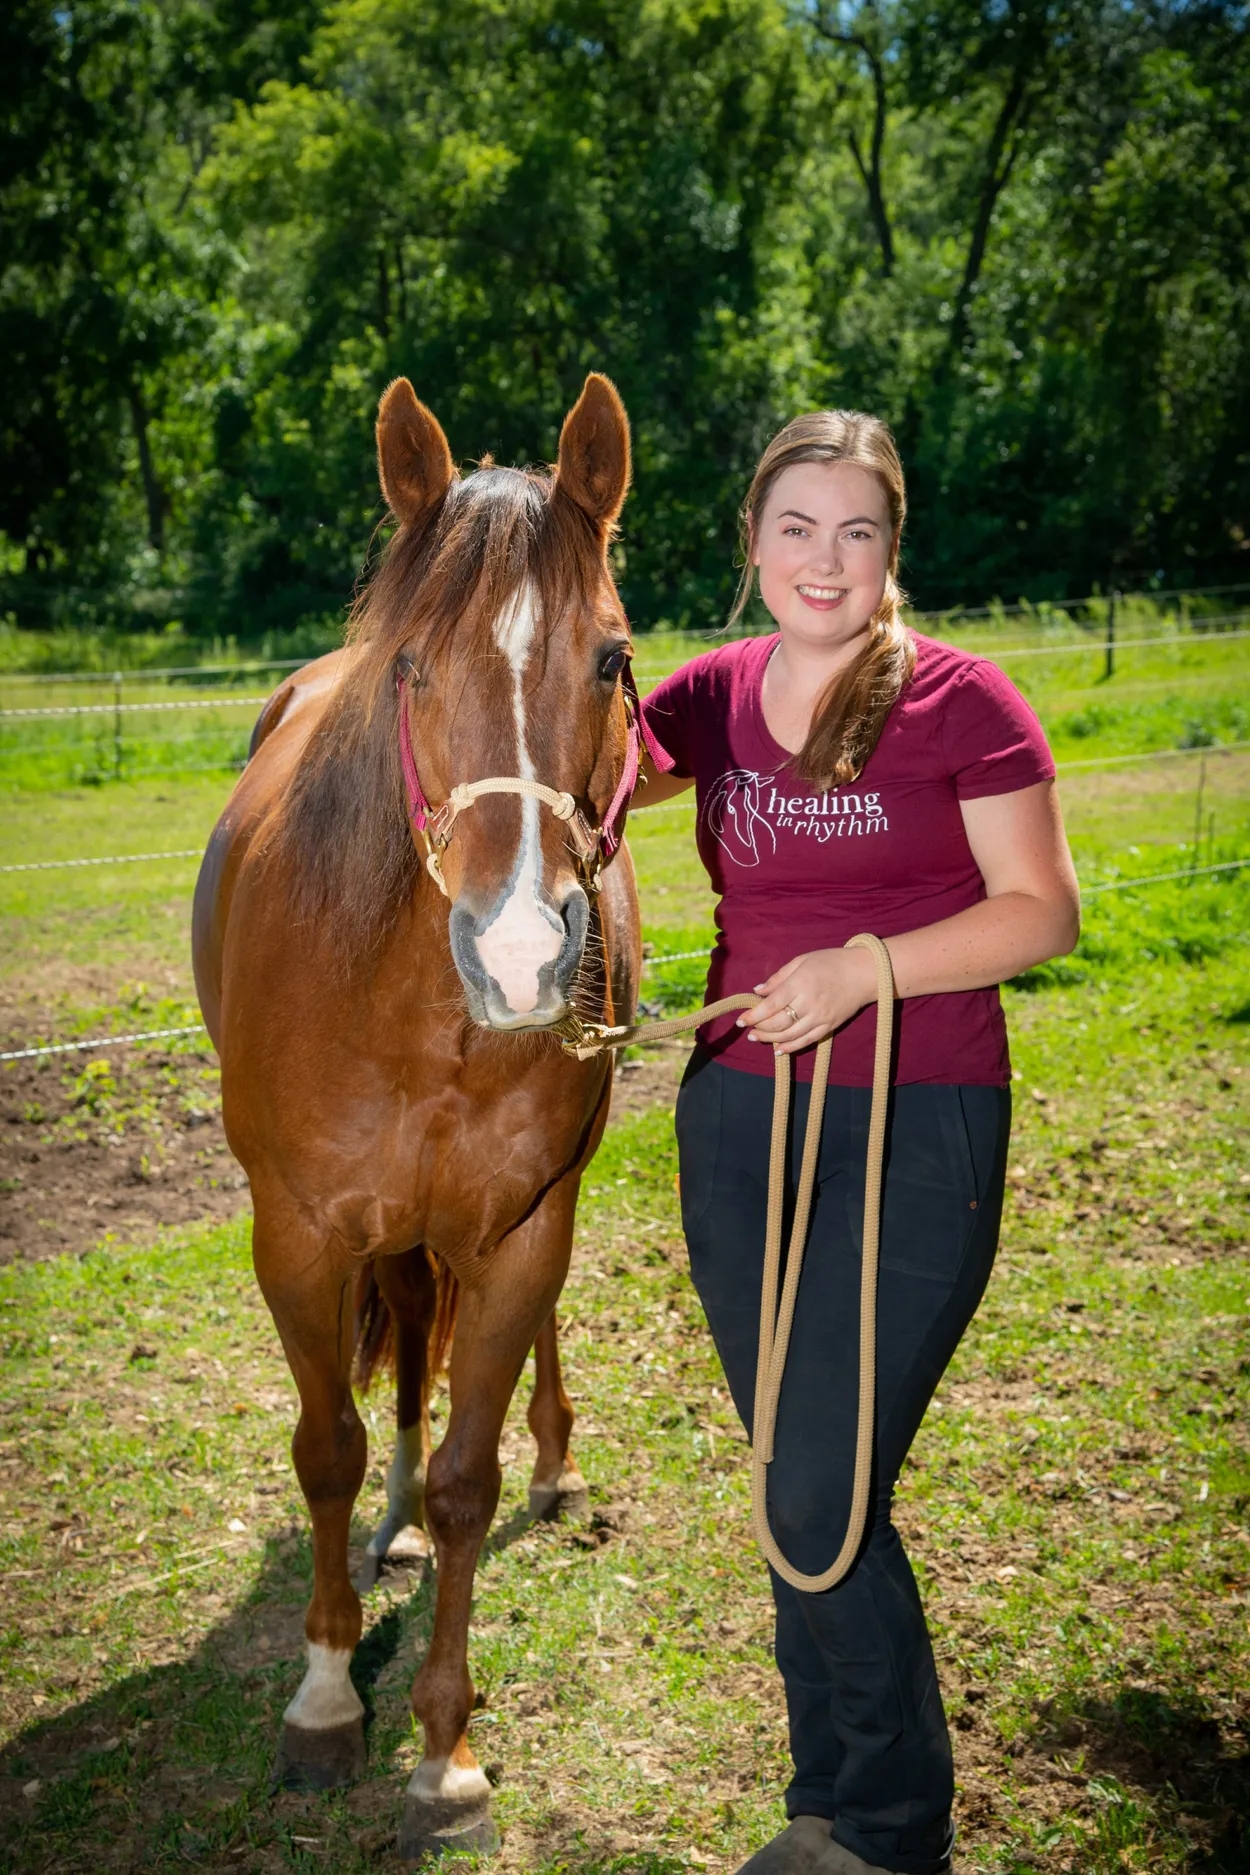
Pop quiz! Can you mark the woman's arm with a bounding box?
[741,780,1080,1054]
[633,749,695,808]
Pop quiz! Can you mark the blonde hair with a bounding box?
[729,409,915,787]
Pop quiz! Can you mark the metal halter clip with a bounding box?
[553,1012,629,1060]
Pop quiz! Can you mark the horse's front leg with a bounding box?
[401,1178,578,1861]
[526,1309,589,1519]
[254,1206,368,1790]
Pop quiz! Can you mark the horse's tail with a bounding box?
[351,1251,460,1395]
[429,1257,459,1379]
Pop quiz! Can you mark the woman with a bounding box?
[637,412,1079,1875]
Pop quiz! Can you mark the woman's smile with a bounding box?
[796,583,849,610]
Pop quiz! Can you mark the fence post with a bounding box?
[112,671,123,781]
[1189,752,1207,882]
[1104,589,1119,681]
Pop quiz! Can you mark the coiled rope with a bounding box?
[570,932,895,1591]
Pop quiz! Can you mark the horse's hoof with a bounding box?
[272,1717,366,1791]
[386,1524,432,1563]
[356,1523,432,1593]
[398,1793,500,1862]
[528,1471,590,1522]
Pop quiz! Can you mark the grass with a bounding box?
[0,779,226,996]
[0,955,1246,1873]
[0,614,1248,1872]
[0,618,345,679]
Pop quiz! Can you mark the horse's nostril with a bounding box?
[558,886,589,959]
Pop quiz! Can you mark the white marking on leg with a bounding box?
[283,1643,363,1731]
[476,583,564,1014]
[365,1423,427,1562]
[406,1755,492,1804]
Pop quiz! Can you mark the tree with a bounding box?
[809,2,896,275]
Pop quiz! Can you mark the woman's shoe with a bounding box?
[734,1816,836,1875]
[820,1841,952,1875]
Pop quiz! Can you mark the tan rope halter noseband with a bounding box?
[396,657,660,899]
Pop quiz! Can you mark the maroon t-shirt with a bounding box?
[639,630,1055,1087]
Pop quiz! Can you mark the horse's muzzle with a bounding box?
[449,885,590,1031]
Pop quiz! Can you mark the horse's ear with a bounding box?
[554,373,631,533]
[377,378,456,526]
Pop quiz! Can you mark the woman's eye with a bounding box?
[599,647,628,681]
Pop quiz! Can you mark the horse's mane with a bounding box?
[269,465,600,963]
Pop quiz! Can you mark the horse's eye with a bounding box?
[599,647,628,682]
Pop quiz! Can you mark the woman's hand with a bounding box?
[737,946,877,1055]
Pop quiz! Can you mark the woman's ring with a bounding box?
[784,1004,799,1026]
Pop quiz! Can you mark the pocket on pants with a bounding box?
[877,1088,981,1282]
[675,1055,724,1239]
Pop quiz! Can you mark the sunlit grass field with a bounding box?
[0,614,1247,1873]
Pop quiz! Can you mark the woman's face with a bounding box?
[752,460,894,651]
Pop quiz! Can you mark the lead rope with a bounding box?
[567,931,895,1591]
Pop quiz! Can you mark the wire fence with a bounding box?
[1080,858,1249,895]
[1,739,1247,874]
[0,657,311,687]
[3,612,1245,796]
[4,574,1249,688]
[4,856,1245,1064]
[627,625,1250,683]
[0,849,202,874]
[0,1025,209,1063]
[2,609,1248,697]
[0,696,269,721]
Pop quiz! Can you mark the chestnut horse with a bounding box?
[192,374,642,1859]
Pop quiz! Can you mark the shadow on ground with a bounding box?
[0,1528,426,1872]
[0,1505,659,1875]
[1027,1684,1250,1872]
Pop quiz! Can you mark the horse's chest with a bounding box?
[320,1077,593,1264]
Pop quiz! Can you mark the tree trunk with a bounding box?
[945,60,1034,359]
[127,384,166,555]
[847,117,894,277]
[815,23,895,277]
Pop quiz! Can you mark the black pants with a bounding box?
[676,1050,1011,1875]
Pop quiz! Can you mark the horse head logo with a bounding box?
[703,769,777,868]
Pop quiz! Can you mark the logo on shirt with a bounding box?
[703,769,889,864]
[704,769,778,866]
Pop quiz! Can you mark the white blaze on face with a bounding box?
[284,1642,363,1731]
[474,583,564,1014]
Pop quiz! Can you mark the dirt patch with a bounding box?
[0,956,196,1011]
[0,996,241,1265]
[0,994,689,1266]
[606,1039,688,1122]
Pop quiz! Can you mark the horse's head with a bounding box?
[378,373,634,1031]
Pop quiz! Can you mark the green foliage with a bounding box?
[1012,863,1250,990]
[1,0,1247,636]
